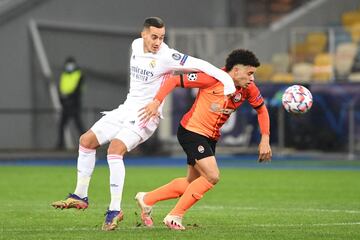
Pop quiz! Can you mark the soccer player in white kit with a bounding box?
[51,17,236,231]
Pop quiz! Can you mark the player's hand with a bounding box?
[138,99,161,127]
[258,136,272,163]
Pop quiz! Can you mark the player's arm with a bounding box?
[138,73,216,123]
[166,50,236,96]
[255,104,272,162]
[247,83,272,162]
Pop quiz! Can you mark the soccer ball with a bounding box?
[282,85,313,114]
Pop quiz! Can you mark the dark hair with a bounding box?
[143,17,165,29]
[225,49,260,71]
[65,56,76,64]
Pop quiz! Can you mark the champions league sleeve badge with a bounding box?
[233,93,242,102]
[172,53,181,60]
[187,73,197,81]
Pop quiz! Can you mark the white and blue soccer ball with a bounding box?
[282,85,313,114]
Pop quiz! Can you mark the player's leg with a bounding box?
[52,130,100,209]
[135,124,200,227]
[164,157,216,230]
[102,124,152,231]
[135,166,198,227]
[102,138,127,231]
[139,164,199,207]
[163,125,217,230]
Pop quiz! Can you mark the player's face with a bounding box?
[232,65,256,88]
[142,26,165,54]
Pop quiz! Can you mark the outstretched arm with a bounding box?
[138,75,180,123]
[256,104,272,162]
[166,50,236,96]
[182,56,236,96]
[138,72,218,125]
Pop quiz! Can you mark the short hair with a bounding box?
[65,56,76,64]
[143,17,165,29]
[225,49,260,72]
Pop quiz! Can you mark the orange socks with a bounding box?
[169,176,213,217]
[144,177,190,206]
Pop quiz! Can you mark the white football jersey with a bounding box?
[124,38,182,109]
[121,38,236,119]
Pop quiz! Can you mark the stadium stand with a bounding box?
[312,53,333,82]
[292,62,313,82]
[334,42,358,77]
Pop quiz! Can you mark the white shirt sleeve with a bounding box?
[164,48,236,95]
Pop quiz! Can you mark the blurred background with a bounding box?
[0,0,359,160]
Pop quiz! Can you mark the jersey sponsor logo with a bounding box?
[187,73,197,81]
[233,93,242,102]
[172,53,181,60]
[180,54,188,65]
[130,65,154,82]
[198,145,205,153]
[210,103,234,114]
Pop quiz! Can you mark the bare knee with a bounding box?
[205,173,220,185]
[79,131,99,149]
[107,139,127,156]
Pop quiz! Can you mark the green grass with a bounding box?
[0,165,359,240]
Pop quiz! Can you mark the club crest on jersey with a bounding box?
[198,145,205,153]
[172,53,181,60]
[233,93,242,102]
[187,73,197,81]
[149,60,156,68]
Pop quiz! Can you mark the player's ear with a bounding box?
[233,65,240,75]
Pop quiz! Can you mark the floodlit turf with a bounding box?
[0,165,359,240]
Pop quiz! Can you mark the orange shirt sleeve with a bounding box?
[154,72,218,103]
[182,72,218,88]
[246,82,264,109]
[256,104,270,135]
[245,82,269,135]
[154,75,181,103]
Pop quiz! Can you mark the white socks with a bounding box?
[73,146,125,211]
[74,145,96,198]
[107,154,125,211]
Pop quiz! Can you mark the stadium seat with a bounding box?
[305,32,328,56]
[312,53,333,82]
[292,62,313,83]
[341,10,360,31]
[270,72,294,83]
[291,42,309,62]
[255,63,274,81]
[350,22,360,43]
[348,72,360,82]
[334,42,358,77]
[271,53,291,73]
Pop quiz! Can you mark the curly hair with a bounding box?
[225,49,260,71]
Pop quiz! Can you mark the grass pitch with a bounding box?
[0,164,359,240]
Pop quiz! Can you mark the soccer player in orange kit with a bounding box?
[135,49,272,230]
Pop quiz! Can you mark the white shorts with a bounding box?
[91,105,160,152]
